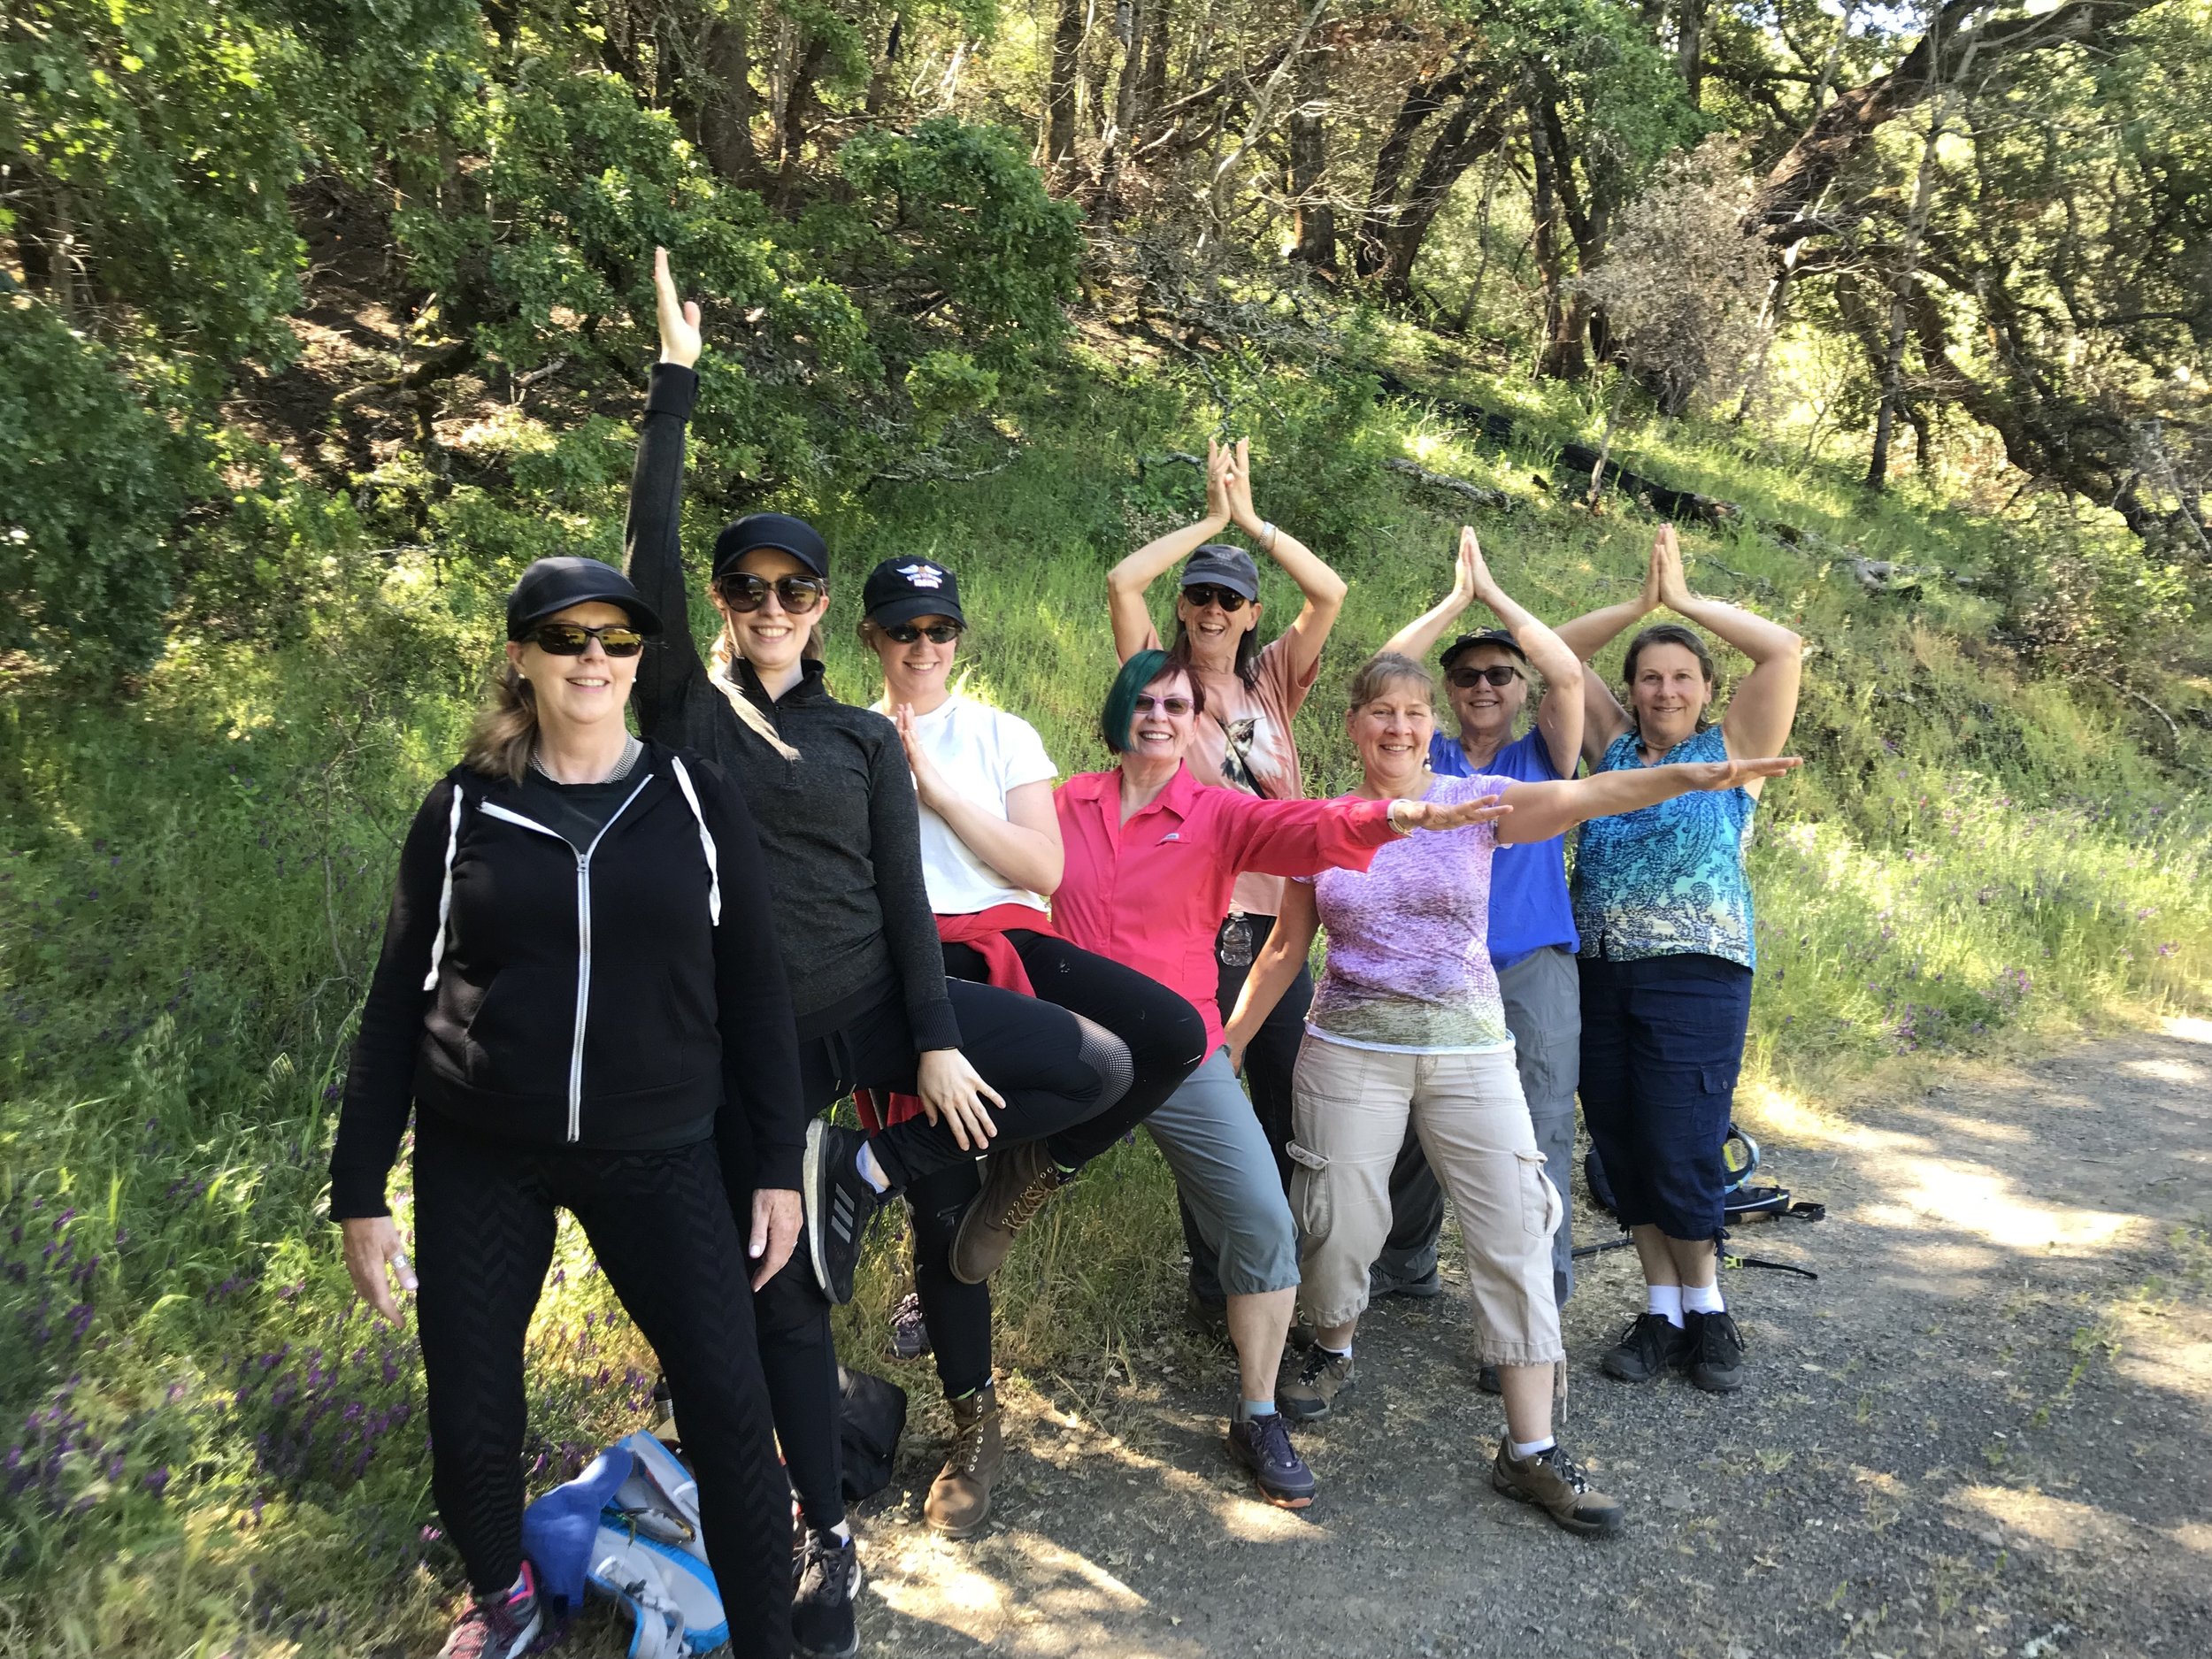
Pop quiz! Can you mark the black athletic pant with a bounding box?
[1185,912,1312,1302]
[910,932,1209,1401]
[412,1115,792,1659]
[799,976,1138,1193]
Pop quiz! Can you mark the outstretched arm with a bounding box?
[1224,437,1347,682]
[1493,756,1801,844]
[1108,438,1233,661]
[1555,535,1664,768]
[626,247,706,737]
[1222,880,1321,1072]
[1650,525,1802,775]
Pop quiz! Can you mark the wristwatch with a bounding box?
[1386,798,1416,836]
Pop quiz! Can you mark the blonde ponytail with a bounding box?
[709,623,803,761]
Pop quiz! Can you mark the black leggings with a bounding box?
[1185,912,1312,1302]
[799,976,1142,1191]
[412,1115,791,1659]
[909,933,1209,1401]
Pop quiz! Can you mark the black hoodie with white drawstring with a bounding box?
[328,738,804,1219]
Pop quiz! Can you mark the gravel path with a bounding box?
[849,1021,2212,1659]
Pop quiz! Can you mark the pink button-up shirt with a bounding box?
[1053,764,1398,1054]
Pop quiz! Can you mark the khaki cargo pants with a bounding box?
[1289,1033,1565,1366]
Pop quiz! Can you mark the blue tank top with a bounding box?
[1571,726,1755,969]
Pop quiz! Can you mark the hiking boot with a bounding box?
[1279,1346,1356,1423]
[1476,1365,1502,1395]
[1599,1313,1690,1383]
[1679,1309,1747,1394]
[436,1561,542,1659]
[949,1141,1071,1285]
[804,1120,883,1306]
[1370,1260,1443,1301]
[1490,1439,1626,1537]
[1225,1407,1317,1509]
[791,1527,861,1658]
[887,1290,931,1360]
[924,1384,1004,1539]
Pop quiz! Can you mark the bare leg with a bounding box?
[1665,1233,1719,1289]
[1497,1362,1555,1447]
[1632,1223,1678,1286]
[1313,1318,1358,1350]
[1225,1287,1297,1402]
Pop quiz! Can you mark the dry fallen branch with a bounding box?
[1382,457,1512,511]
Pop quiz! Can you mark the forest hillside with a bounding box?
[4,2,2210,1652]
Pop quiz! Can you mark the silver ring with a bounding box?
[390,1252,411,1270]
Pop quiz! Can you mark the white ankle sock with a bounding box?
[1317,1342,1351,1361]
[1681,1282,1724,1316]
[1511,1436,1556,1460]
[855,1142,889,1194]
[1647,1284,1685,1328]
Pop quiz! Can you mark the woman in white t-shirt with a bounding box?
[856,555,1208,1540]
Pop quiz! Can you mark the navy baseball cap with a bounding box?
[1181,543,1261,602]
[711,512,829,580]
[505,557,662,639]
[1440,628,1527,669]
[863,557,966,629]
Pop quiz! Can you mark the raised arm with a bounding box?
[1222,879,1321,1071]
[1460,529,1582,777]
[1381,528,1480,663]
[626,248,706,736]
[1650,525,1803,770]
[1108,438,1233,661]
[1492,755,1801,845]
[1555,535,1664,767]
[1223,437,1347,682]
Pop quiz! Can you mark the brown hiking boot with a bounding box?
[1490,1438,1626,1537]
[924,1384,1003,1538]
[949,1142,1071,1284]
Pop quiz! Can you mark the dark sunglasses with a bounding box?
[1447,664,1522,689]
[526,622,645,657]
[1181,583,1248,612]
[881,621,964,644]
[717,572,827,614]
[1133,694,1194,716]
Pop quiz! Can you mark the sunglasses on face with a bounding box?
[1448,664,1523,689]
[1133,694,1194,716]
[526,622,645,657]
[882,621,964,645]
[1181,583,1248,613]
[717,572,827,614]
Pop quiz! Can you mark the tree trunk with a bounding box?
[865,13,904,117]
[1371,82,1507,300]
[1353,57,1472,278]
[696,17,764,187]
[1677,0,1708,107]
[1047,0,1087,173]
[1137,0,1171,121]
[1528,99,1586,380]
[1286,45,1335,271]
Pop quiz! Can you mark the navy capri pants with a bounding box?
[1577,952,1753,1244]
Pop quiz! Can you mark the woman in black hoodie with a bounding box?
[625,250,1152,1659]
[330,557,801,1659]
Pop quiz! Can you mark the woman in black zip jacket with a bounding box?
[624,250,1156,1658]
[330,555,801,1659]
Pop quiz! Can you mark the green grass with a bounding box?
[4,347,2209,1655]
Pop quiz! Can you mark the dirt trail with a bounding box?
[851,1021,2212,1659]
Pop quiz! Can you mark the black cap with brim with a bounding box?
[506,557,663,639]
[713,512,830,580]
[1440,628,1528,669]
[1181,543,1262,602]
[863,557,966,629]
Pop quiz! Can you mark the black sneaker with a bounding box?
[1476,1364,1502,1395]
[792,1527,861,1659]
[1369,1260,1443,1301]
[1225,1409,1317,1509]
[1679,1309,1747,1393]
[805,1120,883,1306]
[1599,1312,1690,1383]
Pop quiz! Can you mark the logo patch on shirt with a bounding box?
[898,563,945,589]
